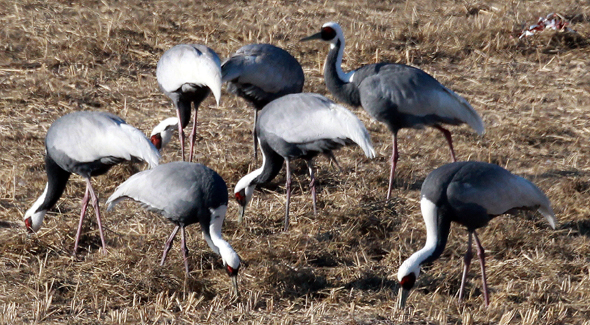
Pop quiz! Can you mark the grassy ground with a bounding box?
[1,0,589,324]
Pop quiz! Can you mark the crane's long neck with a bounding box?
[25,154,71,231]
[324,39,361,107]
[399,197,451,276]
[204,205,240,269]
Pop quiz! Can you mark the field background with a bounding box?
[1,0,589,324]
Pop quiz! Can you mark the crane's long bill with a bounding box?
[238,205,246,224]
[231,275,239,297]
[300,32,322,42]
[398,287,410,309]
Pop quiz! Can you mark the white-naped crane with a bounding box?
[106,161,240,296]
[234,93,375,231]
[221,43,305,159]
[150,117,179,150]
[24,111,160,254]
[156,44,222,162]
[302,22,485,200]
[397,161,556,308]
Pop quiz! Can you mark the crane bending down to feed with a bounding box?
[156,44,222,162]
[150,117,179,151]
[24,111,160,254]
[221,43,305,159]
[397,161,556,308]
[234,93,375,231]
[106,162,240,296]
[302,22,485,200]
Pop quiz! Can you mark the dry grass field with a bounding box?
[1,0,589,323]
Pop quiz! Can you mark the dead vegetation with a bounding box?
[1,0,589,324]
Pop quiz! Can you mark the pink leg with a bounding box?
[86,178,107,254]
[180,226,190,275]
[73,185,91,255]
[188,109,198,163]
[387,133,399,200]
[433,125,456,162]
[284,160,292,231]
[459,232,473,302]
[161,225,180,266]
[307,160,317,216]
[176,109,186,161]
[473,231,490,307]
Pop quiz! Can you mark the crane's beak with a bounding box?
[231,275,239,297]
[398,287,410,309]
[238,205,246,224]
[300,32,322,42]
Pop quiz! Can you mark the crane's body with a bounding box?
[157,44,222,162]
[106,161,240,295]
[302,22,484,199]
[397,161,556,308]
[222,43,305,159]
[234,93,375,231]
[24,111,160,254]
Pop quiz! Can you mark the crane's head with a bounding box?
[300,22,345,46]
[234,172,258,224]
[24,184,49,233]
[150,117,179,150]
[219,244,241,297]
[397,256,421,309]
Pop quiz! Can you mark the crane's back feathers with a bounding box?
[46,111,160,171]
[157,44,222,105]
[259,93,375,158]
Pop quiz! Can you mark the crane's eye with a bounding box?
[321,27,337,41]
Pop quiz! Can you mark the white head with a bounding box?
[301,22,345,47]
[23,184,49,232]
[150,117,179,150]
[234,166,263,223]
[397,254,420,309]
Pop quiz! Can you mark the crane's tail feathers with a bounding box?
[331,103,376,158]
[105,196,127,212]
[443,88,485,135]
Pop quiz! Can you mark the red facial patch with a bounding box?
[150,134,162,150]
[235,191,246,206]
[226,264,239,276]
[400,273,416,291]
[321,26,337,41]
[24,217,34,233]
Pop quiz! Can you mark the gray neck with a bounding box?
[324,39,360,107]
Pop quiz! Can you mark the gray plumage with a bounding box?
[23,111,160,254]
[221,43,305,159]
[156,44,222,162]
[106,162,240,294]
[302,22,485,200]
[234,93,375,231]
[397,161,556,308]
[222,43,304,110]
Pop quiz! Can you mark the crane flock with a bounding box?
[22,22,556,306]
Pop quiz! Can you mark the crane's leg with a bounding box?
[284,160,292,231]
[459,232,473,302]
[306,159,317,216]
[175,109,186,161]
[161,225,180,266]
[180,226,190,276]
[86,178,107,254]
[253,110,259,161]
[473,231,490,307]
[72,185,91,255]
[188,109,198,163]
[387,132,399,200]
[433,125,456,162]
